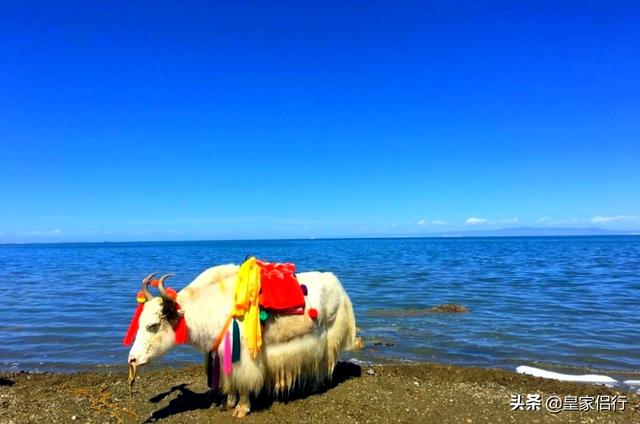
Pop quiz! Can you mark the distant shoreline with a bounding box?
[1,231,638,246]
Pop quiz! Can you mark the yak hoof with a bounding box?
[224,394,238,411]
[232,404,250,418]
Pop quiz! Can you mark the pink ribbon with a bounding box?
[223,331,232,375]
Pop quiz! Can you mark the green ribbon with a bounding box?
[232,319,241,363]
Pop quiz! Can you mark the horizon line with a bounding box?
[1,232,639,246]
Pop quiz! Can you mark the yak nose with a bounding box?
[128,357,136,364]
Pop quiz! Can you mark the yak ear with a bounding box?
[160,298,185,324]
[161,297,178,317]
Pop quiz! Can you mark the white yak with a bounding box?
[127,264,357,417]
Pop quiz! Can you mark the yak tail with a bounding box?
[324,274,357,378]
[340,294,357,351]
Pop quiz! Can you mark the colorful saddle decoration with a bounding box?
[206,256,310,390]
[229,257,306,358]
[256,259,306,314]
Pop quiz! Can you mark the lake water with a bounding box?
[1,236,639,376]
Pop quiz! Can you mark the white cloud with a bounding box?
[535,215,638,226]
[591,215,625,223]
[465,217,488,225]
[431,220,447,225]
[417,219,427,225]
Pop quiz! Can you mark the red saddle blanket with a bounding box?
[256,259,305,314]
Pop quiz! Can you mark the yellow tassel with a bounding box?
[231,257,262,357]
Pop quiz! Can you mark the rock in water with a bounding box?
[429,304,470,313]
[367,304,470,317]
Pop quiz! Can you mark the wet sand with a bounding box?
[1,362,638,423]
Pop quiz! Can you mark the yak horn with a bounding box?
[141,272,157,301]
[157,274,175,302]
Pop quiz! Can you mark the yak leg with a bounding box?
[232,393,251,418]
[224,391,238,411]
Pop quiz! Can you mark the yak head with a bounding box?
[127,273,184,367]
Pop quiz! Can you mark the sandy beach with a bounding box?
[1,362,638,424]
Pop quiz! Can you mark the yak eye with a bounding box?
[146,323,160,333]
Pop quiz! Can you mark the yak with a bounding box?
[127,263,357,417]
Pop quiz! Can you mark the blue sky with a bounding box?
[1,1,638,242]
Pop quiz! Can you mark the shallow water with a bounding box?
[1,236,639,374]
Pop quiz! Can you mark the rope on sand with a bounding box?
[67,386,139,424]
[128,362,137,397]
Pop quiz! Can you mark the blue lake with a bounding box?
[1,236,639,375]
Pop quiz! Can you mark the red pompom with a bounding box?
[136,290,146,303]
[308,308,318,320]
[165,287,178,300]
[150,279,159,287]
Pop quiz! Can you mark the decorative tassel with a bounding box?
[211,352,220,390]
[223,332,232,375]
[232,319,241,363]
[231,257,262,357]
[123,303,145,346]
[174,315,188,344]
